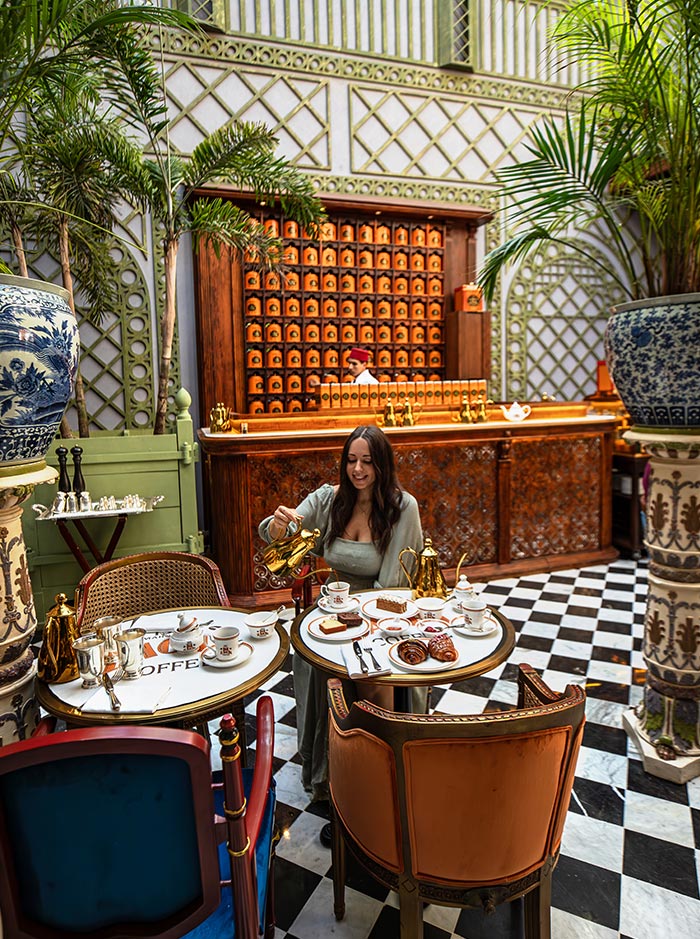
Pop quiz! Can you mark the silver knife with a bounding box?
[103,671,121,711]
[352,640,369,675]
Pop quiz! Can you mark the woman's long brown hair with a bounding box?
[326,425,403,556]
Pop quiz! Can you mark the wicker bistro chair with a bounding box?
[0,696,277,939]
[74,551,230,633]
[327,664,586,939]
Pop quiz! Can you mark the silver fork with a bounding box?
[363,646,383,671]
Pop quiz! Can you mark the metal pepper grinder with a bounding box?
[71,445,86,497]
[56,446,71,493]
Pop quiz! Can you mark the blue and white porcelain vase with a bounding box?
[0,275,79,466]
[604,293,700,428]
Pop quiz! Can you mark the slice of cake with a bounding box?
[337,611,363,629]
[376,594,408,614]
[319,616,346,635]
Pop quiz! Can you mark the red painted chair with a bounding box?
[0,696,276,939]
[327,664,586,939]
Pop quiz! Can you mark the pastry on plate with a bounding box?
[337,611,363,629]
[376,594,407,614]
[319,616,346,635]
[396,638,429,665]
[428,633,458,662]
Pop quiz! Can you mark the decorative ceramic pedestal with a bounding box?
[622,430,700,783]
[0,463,58,745]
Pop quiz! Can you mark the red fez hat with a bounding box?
[347,347,370,363]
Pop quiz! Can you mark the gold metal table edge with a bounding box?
[35,621,290,727]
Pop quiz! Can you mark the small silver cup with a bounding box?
[92,616,121,666]
[72,636,106,688]
[115,627,146,680]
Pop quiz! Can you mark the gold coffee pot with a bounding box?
[37,593,80,683]
[398,537,449,599]
[262,525,322,575]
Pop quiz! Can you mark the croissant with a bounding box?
[427,633,458,662]
[396,639,429,665]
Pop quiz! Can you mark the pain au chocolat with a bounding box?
[396,639,429,665]
[427,633,458,661]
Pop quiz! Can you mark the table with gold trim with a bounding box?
[290,589,515,691]
[35,606,290,728]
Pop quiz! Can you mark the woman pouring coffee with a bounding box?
[259,425,423,810]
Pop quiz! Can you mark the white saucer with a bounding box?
[306,615,369,643]
[317,595,360,615]
[387,642,460,673]
[201,641,254,668]
[450,613,499,637]
[361,597,417,620]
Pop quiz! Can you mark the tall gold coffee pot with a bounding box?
[262,526,321,575]
[398,537,448,598]
[37,593,80,683]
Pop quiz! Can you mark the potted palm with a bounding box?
[479,0,700,775]
[479,0,700,429]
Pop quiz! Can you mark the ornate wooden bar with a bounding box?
[198,404,617,607]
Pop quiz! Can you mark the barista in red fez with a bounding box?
[346,347,379,384]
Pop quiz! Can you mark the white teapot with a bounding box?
[453,575,475,609]
[500,401,531,422]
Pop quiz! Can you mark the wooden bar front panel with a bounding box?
[200,417,617,606]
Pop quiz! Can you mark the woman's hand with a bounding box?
[269,505,303,540]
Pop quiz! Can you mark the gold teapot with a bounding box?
[398,537,448,599]
[37,593,80,683]
[262,525,322,575]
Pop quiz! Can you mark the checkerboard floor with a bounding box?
[242,559,700,939]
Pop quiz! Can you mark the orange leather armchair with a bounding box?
[327,664,585,939]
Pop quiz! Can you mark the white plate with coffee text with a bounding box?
[450,613,499,637]
[387,642,460,673]
[317,595,361,615]
[306,615,369,643]
[200,641,254,668]
[361,597,418,620]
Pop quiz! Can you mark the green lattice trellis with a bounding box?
[506,243,626,402]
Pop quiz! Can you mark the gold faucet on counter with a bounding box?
[209,402,235,433]
[453,391,492,424]
[454,392,473,424]
[376,396,422,428]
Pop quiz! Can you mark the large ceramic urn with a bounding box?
[0,275,78,744]
[606,294,700,781]
[604,293,700,428]
[0,274,79,468]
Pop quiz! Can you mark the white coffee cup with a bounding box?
[414,596,446,619]
[203,626,240,662]
[459,596,488,631]
[320,581,350,607]
[169,625,204,654]
[244,610,277,640]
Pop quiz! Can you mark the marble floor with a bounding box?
[242,559,700,939]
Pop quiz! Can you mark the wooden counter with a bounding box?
[199,404,618,607]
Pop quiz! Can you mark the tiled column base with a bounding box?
[0,463,57,743]
[624,430,700,779]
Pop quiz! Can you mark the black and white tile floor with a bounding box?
[242,559,700,939]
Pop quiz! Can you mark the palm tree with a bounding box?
[12,79,135,436]
[478,0,700,304]
[0,1,193,150]
[103,27,326,433]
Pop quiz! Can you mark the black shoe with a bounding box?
[319,822,332,848]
